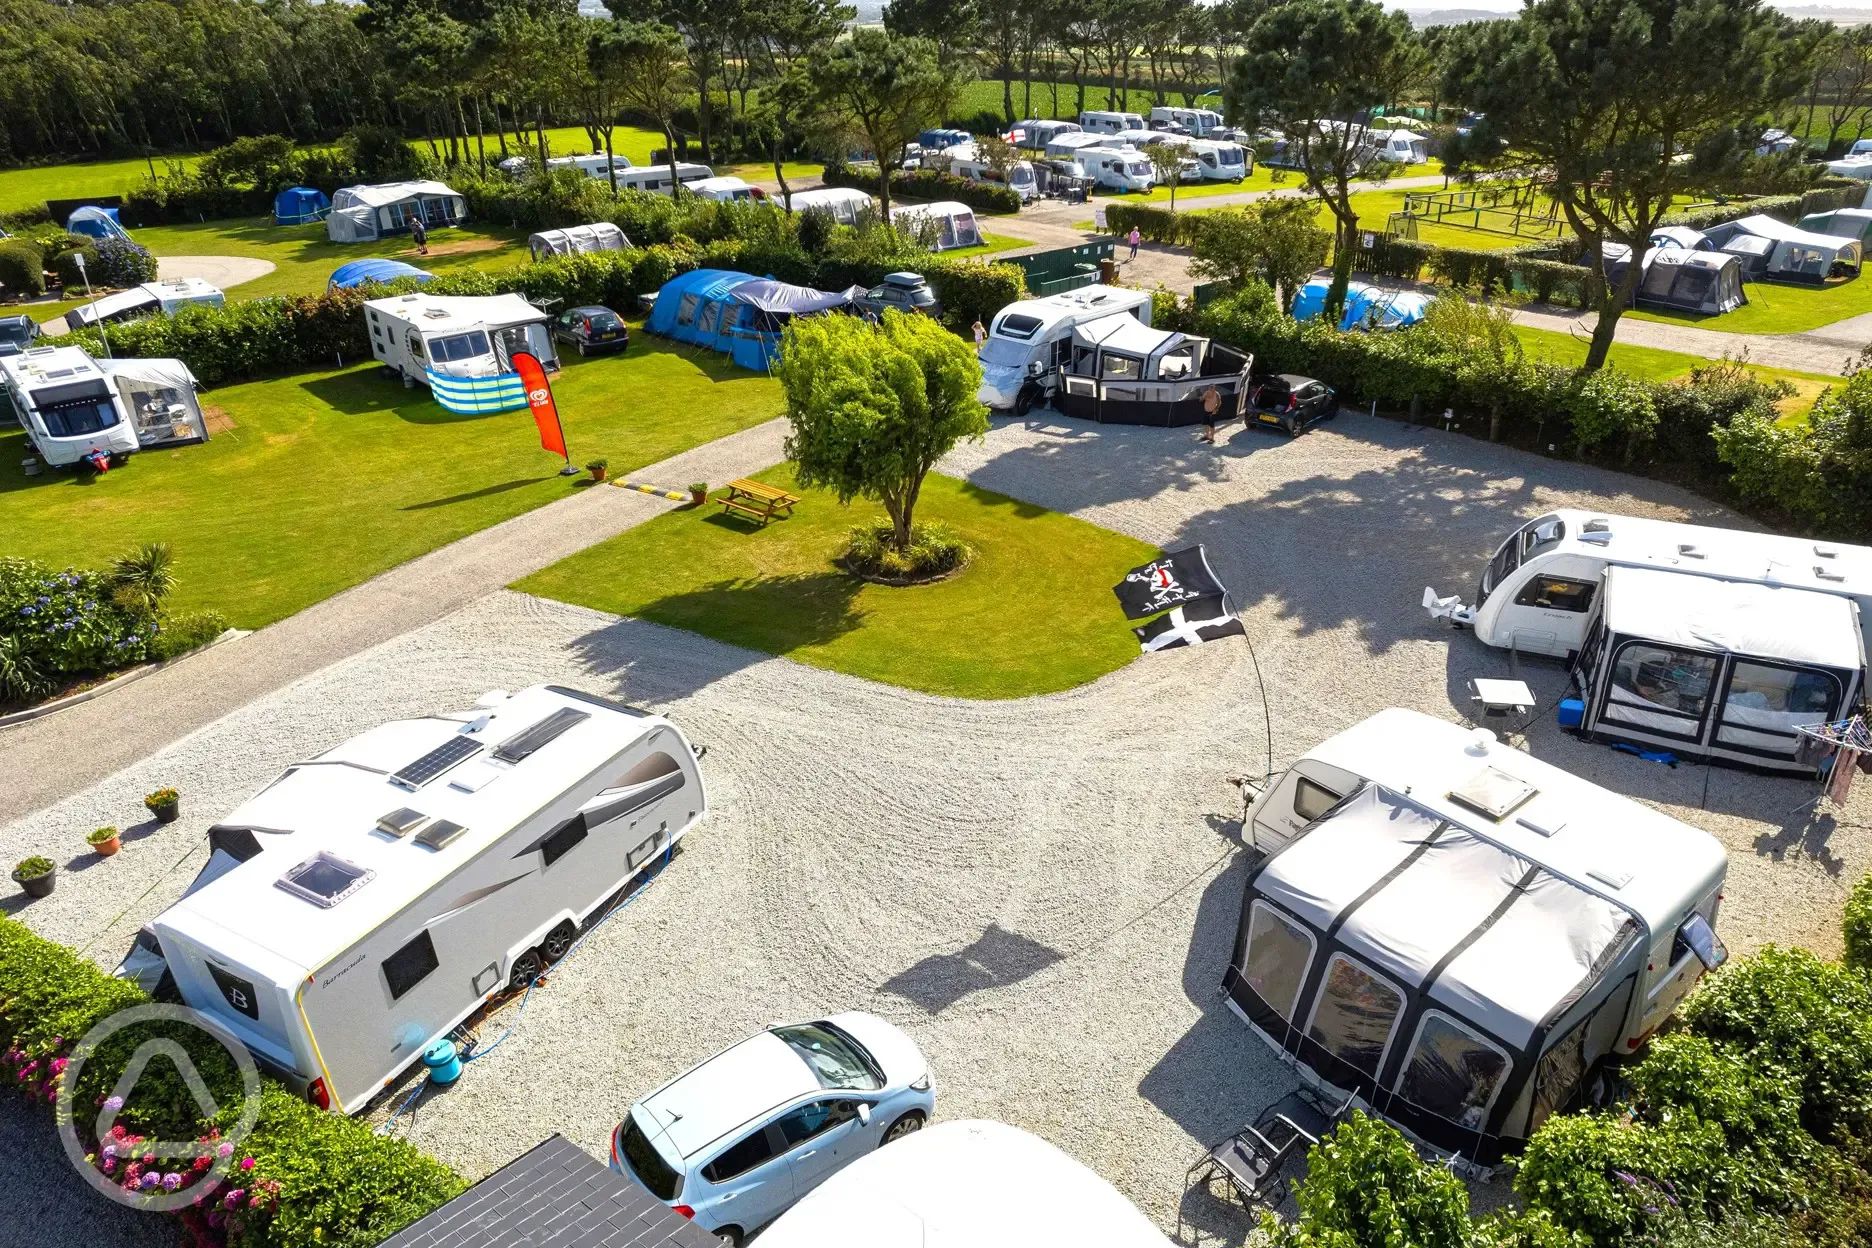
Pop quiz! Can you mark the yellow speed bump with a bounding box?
[615,480,690,501]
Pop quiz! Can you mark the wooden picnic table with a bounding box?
[717,478,800,526]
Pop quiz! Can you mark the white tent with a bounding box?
[527,222,631,262]
[787,186,875,225]
[97,356,209,448]
[1702,213,1861,282]
[889,200,983,251]
[326,181,467,243]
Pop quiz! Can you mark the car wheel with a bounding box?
[715,1228,743,1247]
[883,1112,926,1144]
[507,949,543,992]
[540,920,577,961]
[1287,419,1301,437]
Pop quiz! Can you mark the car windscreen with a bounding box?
[774,1022,883,1090]
[0,320,34,346]
[620,1112,684,1200]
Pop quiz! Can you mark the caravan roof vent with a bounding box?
[1587,864,1633,890]
[1579,519,1613,545]
[275,852,374,907]
[1816,564,1847,582]
[492,707,590,764]
[1517,812,1565,838]
[376,807,428,837]
[1448,766,1537,821]
[422,308,450,319]
[1815,544,1839,559]
[414,819,467,851]
[391,736,483,790]
[1677,544,1706,559]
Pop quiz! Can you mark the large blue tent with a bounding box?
[724,280,866,371]
[275,187,331,225]
[1290,278,1430,331]
[328,259,434,289]
[646,270,760,345]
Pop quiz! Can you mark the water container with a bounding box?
[422,1038,461,1085]
[1557,698,1585,729]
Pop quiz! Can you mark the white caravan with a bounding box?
[1079,109,1146,136]
[787,186,876,225]
[1424,509,1872,660]
[758,1120,1174,1248]
[939,142,1040,202]
[685,176,757,202]
[1369,128,1431,164]
[364,293,558,409]
[1150,105,1227,136]
[1009,119,1082,152]
[0,345,208,466]
[117,685,710,1115]
[68,277,226,330]
[1044,132,1125,162]
[498,152,635,182]
[1232,708,1728,1168]
[1132,132,1204,181]
[976,285,1154,411]
[1073,145,1155,192]
[1186,137,1252,181]
[613,163,715,194]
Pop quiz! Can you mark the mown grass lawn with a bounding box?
[0,337,781,628]
[515,463,1156,699]
[1625,275,1872,336]
[0,154,200,216]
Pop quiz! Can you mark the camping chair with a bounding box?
[1186,1087,1358,1212]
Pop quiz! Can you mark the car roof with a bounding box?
[1270,373,1316,386]
[881,272,926,286]
[636,1030,818,1161]
[569,305,615,315]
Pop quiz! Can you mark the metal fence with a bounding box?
[1014,237,1115,295]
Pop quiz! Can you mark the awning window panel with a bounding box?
[1605,642,1718,737]
[1242,901,1316,1021]
[1396,1011,1511,1130]
[1305,954,1404,1078]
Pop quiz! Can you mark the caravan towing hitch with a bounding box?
[1422,587,1475,629]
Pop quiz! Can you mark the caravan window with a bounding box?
[1306,954,1404,1077]
[1513,576,1597,613]
[998,314,1044,339]
[1293,776,1342,822]
[540,817,588,867]
[275,852,373,908]
[1396,1012,1510,1129]
[382,930,439,1001]
[428,331,491,363]
[1242,902,1315,1020]
[1673,912,1728,972]
[37,391,120,438]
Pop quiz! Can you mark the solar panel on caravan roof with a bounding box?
[392,736,483,790]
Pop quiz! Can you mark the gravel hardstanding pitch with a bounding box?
[5,412,1865,1245]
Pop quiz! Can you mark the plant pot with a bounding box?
[12,867,55,898]
[91,837,121,857]
[590,468,607,482]
[149,802,179,824]
[690,489,707,506]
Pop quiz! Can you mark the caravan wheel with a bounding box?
[507,949,543,992]
[540,921,577,961]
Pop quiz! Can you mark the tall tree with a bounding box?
[610,0,742,163]
[603,21,694,199]
[1446,0,1808,369]
[1229,0,1422,325]
[975,0,1025,124]
[809,28,959,216]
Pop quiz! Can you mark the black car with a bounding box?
[0,314,40,357]
[551,305,629,356]
[1249,374,1337,435]
[857,271,941,320]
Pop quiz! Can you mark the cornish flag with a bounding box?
[1112,546,1230,619]
[1133,595,1247,652]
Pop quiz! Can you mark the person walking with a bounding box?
[972,318,986,349]
[410,215,429,256]
[1127,225,1141,262]
[1200,385,1223,444]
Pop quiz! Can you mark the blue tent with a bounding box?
[66,205,130,242]
[1291,278,1430,331]
[724,280,866,371]
[275,187,331,225]
[647,270,760,345]
[328,259,434,289]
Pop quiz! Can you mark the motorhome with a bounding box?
[1424,509,1872,660]
[940,142,1040,202]
[0,345,208,467]
[758,1120,1173,1248]
[68,277,225,330]
[976,285,1154,412]
[1565,566,1865,772]
[888,201,984,251]
[685,176,757,202]
[1079,109,1146,135]
[116,685,710,1116]
[1051,313,1254,426]
[1044,132,1124,162]
[612,163,715,194]
[364,292,558,414]
[1072,145,1155,192]
[1009,119,1082,153]
[1230,708,1729,1167]
[787,187,876,225]
[1150,105,1227,137]
[1186,137,1252,181]
[498,153,635,182]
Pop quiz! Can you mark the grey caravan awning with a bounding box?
[1225,784,1640,1164]
[96,357,209,450]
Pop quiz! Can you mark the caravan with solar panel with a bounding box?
[115,686,709,1115]
[1228,709,1728,1170]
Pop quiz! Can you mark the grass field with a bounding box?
[1513,325,1841,421]
[0,337,781,628]
[133,219,529,299]
[1625,275,1872,337]
[515,463,1155,699]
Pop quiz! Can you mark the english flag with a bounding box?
[513,351,568,463]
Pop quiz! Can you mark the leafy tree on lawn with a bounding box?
[1147,140,1193,209]
[1443,0,1808,370]
[599,21,693,201]
[809,29,961,218]
[1190,197,1331,311]
[775,311,988,552]
[749,65,823,211]
[1228,0,1422,327]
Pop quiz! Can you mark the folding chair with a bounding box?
[1185,1086,1359,1213]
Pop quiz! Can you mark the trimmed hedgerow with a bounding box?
[0,236,46,298]
[1846,873,1872,973]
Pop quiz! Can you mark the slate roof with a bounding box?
[378,1134,719,1248]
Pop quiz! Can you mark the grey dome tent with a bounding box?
[527,223,631,262]
[1701,214,1861,283]
[1603,244,1745,315]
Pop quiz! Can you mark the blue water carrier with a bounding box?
[1557,698,1585,729]
[422,1038,462,1086]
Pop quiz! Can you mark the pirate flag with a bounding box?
[1112,546,1230,620]
[1133,595,1247,652]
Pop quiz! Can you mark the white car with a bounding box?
[609,1012,935,1245]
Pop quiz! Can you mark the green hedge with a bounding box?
[0,916,463,1247]
[121,182,275,229]
[1715,368,1872,539]
[1101,202,1188,245]
[1658,194,1803,233]
[1846,873,1872,972]
[0,236,45,298]
[53,287,379,386]
[819,163,1024,215]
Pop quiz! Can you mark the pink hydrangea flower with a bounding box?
[215,1141,234,1158]
[142,1152,155,1165]
[101,1158,117,1175]
[239,1157,254,1172]
[110,1123,128,1139]
[104,1096,125,1114]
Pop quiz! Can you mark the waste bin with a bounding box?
[1099,257,1118,283]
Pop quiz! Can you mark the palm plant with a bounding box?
[109,541,177,617]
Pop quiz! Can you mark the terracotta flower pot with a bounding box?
[590,467,607,482]
[691,489,707,506]
[91,836,121,857]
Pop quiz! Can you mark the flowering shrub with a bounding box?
[1267,1111,1472,1248]
[90,235,159,288]
[0,557,156,702]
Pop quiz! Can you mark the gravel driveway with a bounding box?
[5,411,1865,1245]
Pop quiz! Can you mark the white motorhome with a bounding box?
[1079,109,1146,135]
[1186,137,1252,181]
[757,1120,1174,1248]
[685,176,757,202]
[976,285,1154,412]
[1150,105,1226,137]
[613,163,715,195]
[787,186,876,225]
[0,345,208,467]
[364,293,558,412]
[1232,708,1729,1168]
[1425,509,1872,660]
[68,277,225,330]
[939,142,1039,202]
[1009,119,1082,153]
[1073,145,1155,192]
[117,685,710,1115]
[498,152,635,182]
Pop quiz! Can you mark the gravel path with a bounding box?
[7,411,1865,1244]
[0,418,789,826]
[155,256,276,290]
